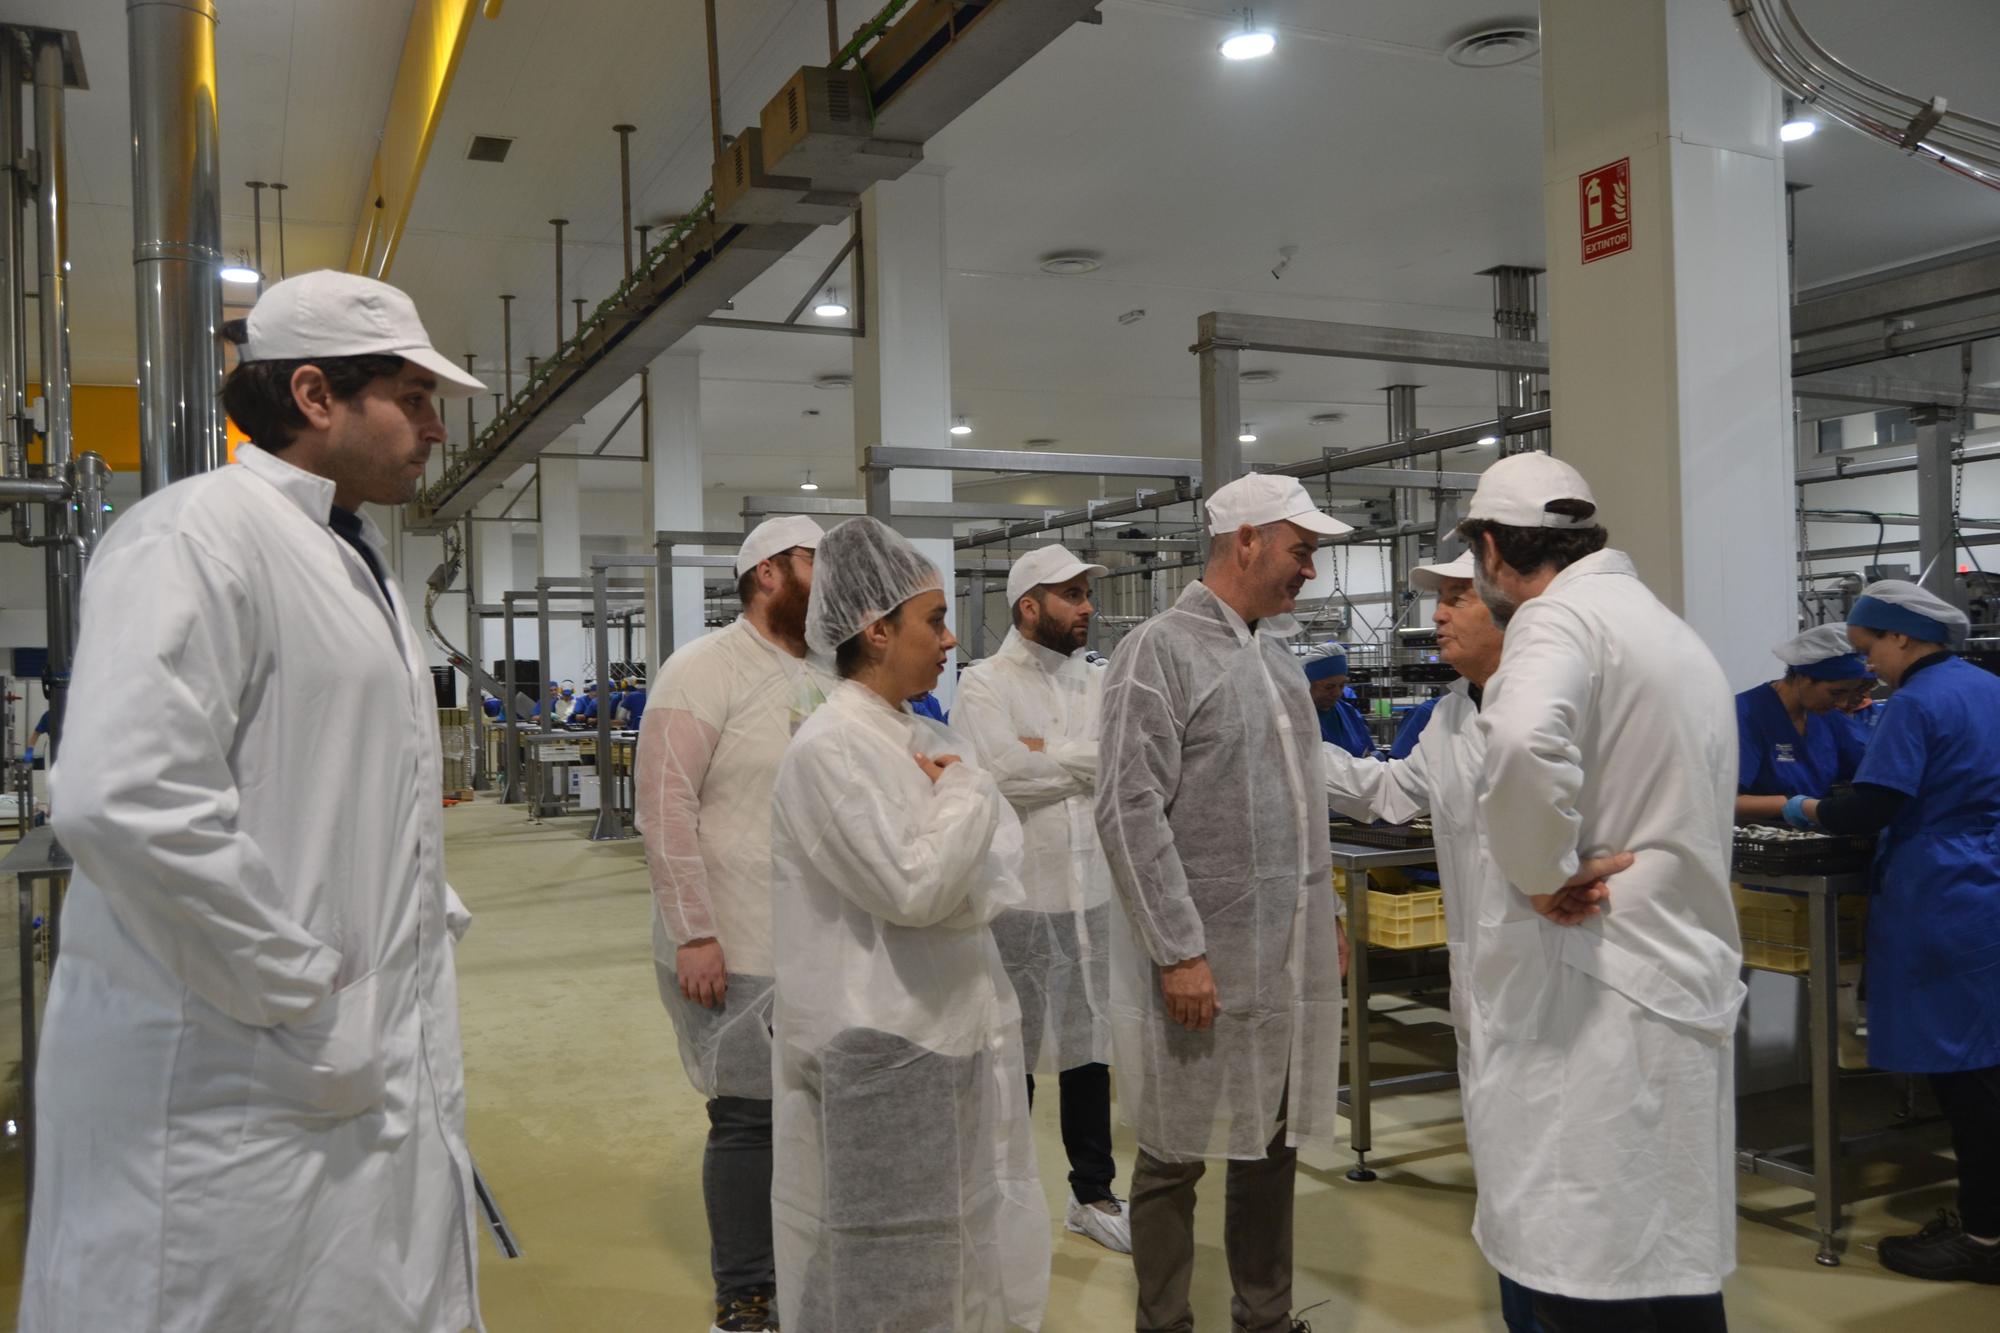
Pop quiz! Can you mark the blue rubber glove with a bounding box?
[1781,794,1814,830]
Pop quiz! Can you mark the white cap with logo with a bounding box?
[1206,473,1354,538]
[1005,543,1109,607]
[735,515,825,576]
[1462,452,1598,528]
[1410,551,1475,591]
[242,271,486,397]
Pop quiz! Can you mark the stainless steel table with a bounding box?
[1330,839,1453,1181]
[1733,867,1887,1267]
[2,825,71,1202]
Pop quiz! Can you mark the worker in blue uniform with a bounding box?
[1305,647,1373,757]
[1734,622,1874,822]
[1388,694,1441,760]
[1784,580,2000,1286]
[619,677,648,729]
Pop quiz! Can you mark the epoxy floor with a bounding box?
[0,799,1993,1330]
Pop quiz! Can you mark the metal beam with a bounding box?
[1795,440,2000,484]
[740,493,1066,522]
[1793,369,2000,416]
[700,316,862,338]
[1296,464,1486,491]
[1791,308,2000,375]
[1197,311,1549,374]
[865,445,1199,480]
[1791,240,2000,338]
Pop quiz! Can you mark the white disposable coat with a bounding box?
[770,681,1049,1331]
[1470,548,1743,1300]
[23,445,478,1332]
[1095,582,1344,1162]
[954,629,1115,1074]
[636,617,833,1098]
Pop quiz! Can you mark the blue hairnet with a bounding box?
[1303,648,1349,682]
[1849,580,1969,647]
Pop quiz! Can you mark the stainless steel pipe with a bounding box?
[614,124,635,279]
[129,0,226,494]
[0,40,23,482]
[33,35,71,480]
[549,218,567,347]
[500,293,515,398]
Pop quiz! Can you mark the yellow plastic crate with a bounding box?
[1365,885,1448,951]
[1732,884,1866,975]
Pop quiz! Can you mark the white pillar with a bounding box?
[537,454,585,685]
[1540,0,1795,690]
[472,502,519,672]
[644,353,707,657]
[854,169,958,707]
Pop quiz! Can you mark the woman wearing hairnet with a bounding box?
[1781,581,2000,1286]
[1734,623,1874,822]
[768,517,1050,1331]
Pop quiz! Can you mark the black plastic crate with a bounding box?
[1731,825,1876,877]
[1329,818,1435,851]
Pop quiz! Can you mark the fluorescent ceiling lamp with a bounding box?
[949,415,972,436]
[813,289,848,318]
[1220,23,1276,61]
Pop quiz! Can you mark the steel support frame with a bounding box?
[1914,423,1968,610]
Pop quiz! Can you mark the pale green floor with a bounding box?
[1,801,1996,1329]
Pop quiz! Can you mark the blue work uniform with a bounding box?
[1317,698,1374,757]
[1388,695,1441,761]
[621,687,648,728]
[906,692,947,724]
[1734,683,1869,800]
[1852,655,2000,1072]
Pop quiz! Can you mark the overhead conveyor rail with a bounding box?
[407,0,1104,533]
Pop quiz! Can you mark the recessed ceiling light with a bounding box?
[1038,251,1102,276]
[813,288,849,318]
[1238,423,1258,444]
[1309,412,1345,426]
[949,415,972,436]
[814,374,852,390]
[1445,26,1539,69]
[1220,13,1276,61]
[1239,369,1279,385]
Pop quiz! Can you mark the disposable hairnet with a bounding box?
[1773,622,1858,667]
[1303,645,1349,681]
[804,517,943,657]
[1849,579,1971,646]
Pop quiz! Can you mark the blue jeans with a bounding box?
[1500,1275,1541,1332]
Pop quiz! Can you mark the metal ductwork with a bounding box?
[128,0,226,493]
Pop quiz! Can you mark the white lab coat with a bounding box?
[22,445,479,1333]
[769,681,1048,1331]
[1472,548,1743,1300]
[636,617,833,1099]
[1095,582,1343,1163]
[954,629,1115,1074]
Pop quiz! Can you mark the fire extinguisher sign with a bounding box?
[1579,158,1632,264]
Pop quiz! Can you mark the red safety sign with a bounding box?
[1579,158,1631,264]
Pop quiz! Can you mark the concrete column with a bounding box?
[853,169,958,708]
[473,502,518,670]
[537,454,585,685]
[644,353,707,657]
[1540,0,1795,690]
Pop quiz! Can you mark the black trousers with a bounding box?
[1526,1291,1727,1333]
[1025,1061,1117,1205]
[1931,1063,2000,1238]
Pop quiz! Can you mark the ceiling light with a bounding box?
[949,415,973,436]
[1445,26,1540,69]
[1239,368,1279,385]
[1117,308,1147,326]
[1038,251,1102,276]
[1220,12,1276,61]
[813,288,848,318]
[1476,434,1501,446]
[1024,437,1058,448]
[800,471,819,492]
[813,374,852,390]
[219,254,261,284]
[1309,412,1345,426]
[1238,424,1258,444]
[1780,98,1817,142]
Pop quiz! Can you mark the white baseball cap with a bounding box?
[1206,473,1354,538]
[735,514,825,576]
[242,271,486,397]
[1410,551,1475,591]
[1463,452,1598,528]
[1006,543,1109,607]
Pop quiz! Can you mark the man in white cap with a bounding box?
[635,512,829,1333]
[1455,452,1743,1333]
[1097,473,1351,1333]
[25,272,487,1331]
[1321,549,1632,1333]
[952,543,1132,1254]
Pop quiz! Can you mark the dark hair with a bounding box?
[833,602,907,680]
[1008,590,1044,630]
[735,570,757,606]
[220,330,407,449]
[1459,500,1607,577]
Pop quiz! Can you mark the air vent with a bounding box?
[814,374,853,391]
[1024,437,1058,448]
[466,134,514,163]
[1038,251,1103,276]
[827,79,853,123]
[1239,369,1280,385]
[786,85,802,135]
[1446,26,1540,69]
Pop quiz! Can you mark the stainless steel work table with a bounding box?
[1330,839,1453,1182]
[2,825,71,1200]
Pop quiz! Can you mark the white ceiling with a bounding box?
[17,0,2000,517]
